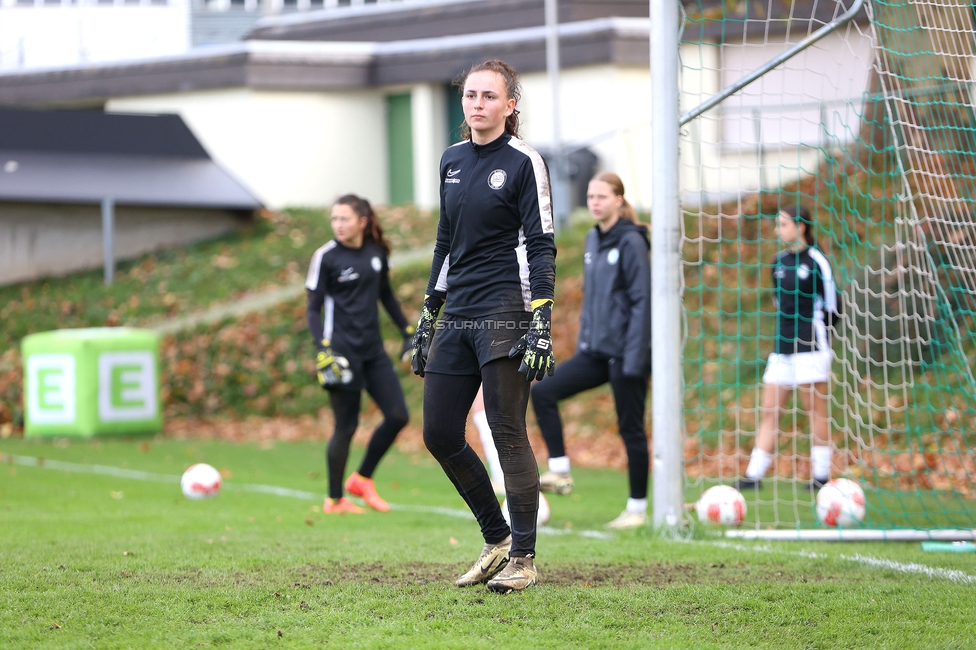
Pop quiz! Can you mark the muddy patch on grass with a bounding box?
[285,561,843,588]
[541,562,700,586]
[288,561,694,588]
[290,562,459,586]
[114,560,846,590]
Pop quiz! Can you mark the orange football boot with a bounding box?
[322,497,365,514]
[344,472,390,512]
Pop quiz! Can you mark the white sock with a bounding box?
[745,448,773,480]
[547,455,571,474]
[626,498,648,514]
[812,445,832,481]
[473,411,504,486]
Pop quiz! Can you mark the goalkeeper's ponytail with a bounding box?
[592,172,638,223]
[334,194,392,256]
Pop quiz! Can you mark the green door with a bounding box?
[386,93,414,205]
[446,83,465,145]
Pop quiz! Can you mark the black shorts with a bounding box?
[425,311,530,376]
[326,348,391,393]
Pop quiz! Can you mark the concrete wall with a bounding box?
[0,202,247,286]
[108,88,389,210]
[679,30,875,206]
[411,82,448,212]
[520,64,653,211]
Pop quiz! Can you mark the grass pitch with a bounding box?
[1,437,974,649]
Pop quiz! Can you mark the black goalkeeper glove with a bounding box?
[411,294,443,377]
[399,325,416,362]
[509,299,555,381]
[316,340,353,388]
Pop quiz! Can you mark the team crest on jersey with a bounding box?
[487,169,507,190]
[607,248,620,265]
[371,256,382,272]
[797,264,811,280]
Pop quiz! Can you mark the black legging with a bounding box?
[423,356,539,558]
[327,354,409,499]
[531,351,649,500]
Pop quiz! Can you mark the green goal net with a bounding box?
[679,0,976,533]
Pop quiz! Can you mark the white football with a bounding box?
[816,478,866,527]
[501,493,551,528]
[181,463,222,500]
[696,485,746,526]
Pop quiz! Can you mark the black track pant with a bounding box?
[423,357,539,557]
[531,352,650,500]
[327,354,409,499]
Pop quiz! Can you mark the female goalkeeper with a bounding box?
[737,205,839,491]
[411,59,556,594]
[306,194,413,515]
[531,172,652,529]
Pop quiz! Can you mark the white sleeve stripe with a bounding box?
[323,296,335,341]
[808,248,833,281]
[507,137,554,234]
[814,318,828,351]
[434,257,450,292]
[305,241,337,291]
[808,248,837,313]
[515,228,532,311]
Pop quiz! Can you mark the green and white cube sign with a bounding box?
[22,328,162,437]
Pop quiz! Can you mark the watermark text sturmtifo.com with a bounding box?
[435,319,530,330]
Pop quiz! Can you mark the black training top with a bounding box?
[426,132,557,317]
[771,246,838,355]
[577,219,651,376]
[305,239,409,357]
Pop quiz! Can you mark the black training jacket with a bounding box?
[425,133,556,317]
[771,246,838,355]
[305,239,408,357]
[577,219,651,377]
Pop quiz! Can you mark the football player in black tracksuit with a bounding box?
[411,60,556,594]
[737,205,839,492]
[531,172,652,529]
[306,194,413,515]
